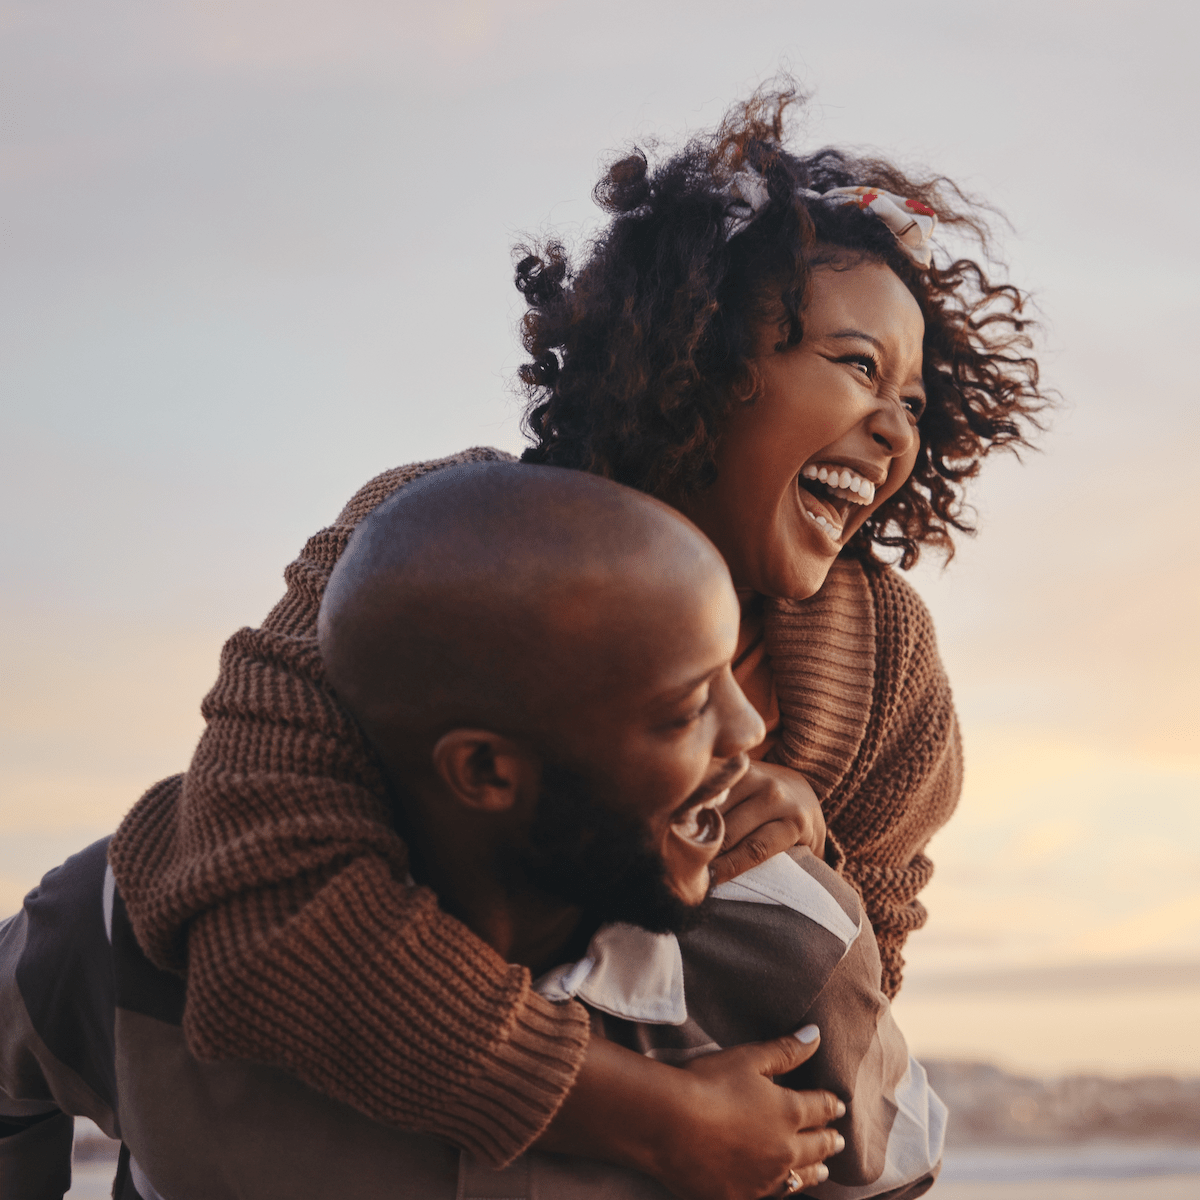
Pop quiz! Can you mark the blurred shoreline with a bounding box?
[925,1059,1200,1148]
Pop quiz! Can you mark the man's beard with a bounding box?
[517,761,710,936]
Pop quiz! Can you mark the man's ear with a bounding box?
[431,729,539,814]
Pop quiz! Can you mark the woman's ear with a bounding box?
[729,359,761,405]
[431,729,539,814]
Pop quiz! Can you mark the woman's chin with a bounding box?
[688,505,846,601]
[783,563,836,601]
[755,543,839,601]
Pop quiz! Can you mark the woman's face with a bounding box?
[681,258,925,600]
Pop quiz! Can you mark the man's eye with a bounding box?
[674,691,713,727]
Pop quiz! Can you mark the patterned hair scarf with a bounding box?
[721,169,938,268]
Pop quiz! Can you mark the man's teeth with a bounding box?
[678,789,730,840]
[801,464,876,504]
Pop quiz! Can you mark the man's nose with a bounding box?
[715,674,767,759]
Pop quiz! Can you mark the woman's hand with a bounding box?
[710,760,826,885]
[536,1029,845,1200]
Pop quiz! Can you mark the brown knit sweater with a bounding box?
[109,446,961,1166]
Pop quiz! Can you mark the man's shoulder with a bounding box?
[12,838,113,1001]
[712,848,863,933]
[671,852,871,1047]
[1,838,120,1129]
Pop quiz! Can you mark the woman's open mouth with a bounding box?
[795,462,878,542]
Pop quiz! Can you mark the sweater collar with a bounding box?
[763,556,876,804]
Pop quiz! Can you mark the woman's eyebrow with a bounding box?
[829,328,924,388]
[827,328,883,350]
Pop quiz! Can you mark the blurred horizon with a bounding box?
[3,0,1197,1080]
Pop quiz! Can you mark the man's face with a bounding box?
[520,761,704,934]
[529,553,765,919]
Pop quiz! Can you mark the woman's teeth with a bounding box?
[804,509,843,539]
[801,464,876,504]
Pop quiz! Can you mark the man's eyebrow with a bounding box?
[659,664,724,703]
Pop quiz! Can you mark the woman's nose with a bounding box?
[866,395,919,458]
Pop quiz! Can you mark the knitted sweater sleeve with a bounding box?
[766,560,962,1000]
[107,448,591,1167]
[832,566,962,999]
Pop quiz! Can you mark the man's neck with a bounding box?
[492,893,592,977]
[413,841,587,976]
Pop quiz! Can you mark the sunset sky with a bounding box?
[3,0,1197,1076]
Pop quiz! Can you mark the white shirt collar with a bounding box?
[533,851,860,1025]
[535,922,688,1024]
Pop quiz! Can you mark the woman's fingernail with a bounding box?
[794,1024,820,1044]
[832,1134,846,1153]
[834,1099,847,1117]
[816,1164,829,1182]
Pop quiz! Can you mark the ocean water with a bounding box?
[934,1177,1200,1199]
[933,1144,1200,1199]
[942,1144,1200,1182]
[66,1159,119,1200]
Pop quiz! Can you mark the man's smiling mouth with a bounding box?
[674,789,729,845]
[796,461,879,541]
[672,754,750,846]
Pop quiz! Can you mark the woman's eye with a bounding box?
[844,354,877,378]
[903,395,927,420]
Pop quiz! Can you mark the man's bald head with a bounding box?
[318,461,729,766]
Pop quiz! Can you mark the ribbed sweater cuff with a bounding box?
[183,860,593,1169]
[429,991,592,1167]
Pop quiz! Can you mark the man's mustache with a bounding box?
[683,753,750,810]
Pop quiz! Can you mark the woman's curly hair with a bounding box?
[516,86,1049,569]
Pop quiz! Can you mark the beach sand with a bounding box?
[66,1163,1200,1199]
[66,1153,1200,1200]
